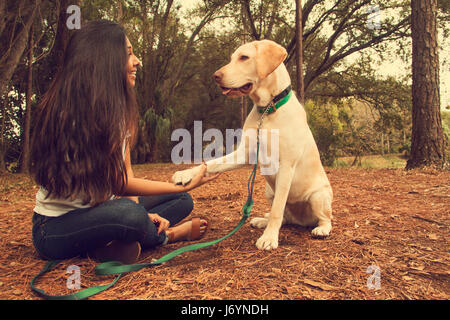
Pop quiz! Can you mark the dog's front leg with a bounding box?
[172,131,255,185]
[256,165,295,250]
[204,139,250,173]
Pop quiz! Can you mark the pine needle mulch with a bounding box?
[0,164,448,300]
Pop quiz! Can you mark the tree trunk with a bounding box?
[166,8,216,102]
[0,0,40,99]
[116,0,124,23]
[240,1,249,127]
[295,0,305,104]
[20,25,34,173]
[0,1,6,36]
[406,0,446,169]
[386,132,390,154]
[0,93,8,173]
[52,0,75,75]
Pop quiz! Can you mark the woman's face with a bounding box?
[126,37,141,87]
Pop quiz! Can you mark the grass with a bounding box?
[132,155,408,171]
[334,154,407,169]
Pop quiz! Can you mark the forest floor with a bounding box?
[0,163,448,300]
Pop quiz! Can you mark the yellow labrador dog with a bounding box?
[172,40,333,250]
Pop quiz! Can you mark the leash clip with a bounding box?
[268,100,277,112]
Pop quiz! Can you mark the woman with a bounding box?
[29,20,217,264]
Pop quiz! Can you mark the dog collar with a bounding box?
[257,85,292,114]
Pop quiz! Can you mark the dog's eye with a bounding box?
[240,55,249,61]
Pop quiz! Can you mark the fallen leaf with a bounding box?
[343,231,353,237]
[302,279,337,291]
[271,268,282,274]
[428,233,438,240]
[12,289,22,296]
[410,265,425,271]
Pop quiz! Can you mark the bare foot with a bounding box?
[166,219,208,243]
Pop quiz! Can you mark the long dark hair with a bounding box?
[29,20,138,205]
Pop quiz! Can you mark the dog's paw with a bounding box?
[311,224,331,238]
[250,217,268,229]
[171,167,199,186]
[255,233,279,251]
[171,170,190,185]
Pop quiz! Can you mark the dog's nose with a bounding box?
[213,70,223,83]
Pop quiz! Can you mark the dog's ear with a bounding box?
[255,40,287,79]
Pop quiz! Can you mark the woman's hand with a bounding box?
[148,213,170,235]
[183,163,220,191]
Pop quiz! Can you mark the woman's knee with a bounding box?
[179,192,194,213]
[104,198,150,229]
[106,198,164,244]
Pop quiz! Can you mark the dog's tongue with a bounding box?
[221,84,250,97]
[222,88,232,95]
[222,88,241,96]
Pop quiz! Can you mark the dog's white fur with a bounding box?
[172,40,333,250]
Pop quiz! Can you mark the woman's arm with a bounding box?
[121,141,215,197]
[123,177,190,196]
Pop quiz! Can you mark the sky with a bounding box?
[177,0,449,109]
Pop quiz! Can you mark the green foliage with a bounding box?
[337,154,406,169]
[442,110,450,141]
[142,107,172,161]
[304,101,347,166]
[442,110,450,163]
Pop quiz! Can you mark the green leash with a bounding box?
[30,144,260,300]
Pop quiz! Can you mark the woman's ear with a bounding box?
[255,40,288,79]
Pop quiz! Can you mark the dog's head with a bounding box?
[213,40,287,98]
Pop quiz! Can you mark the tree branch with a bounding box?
[286,0,343,63]
[304,14,409,91]
[166,1,231,99]
[0,0,40,98]
[242,0,260,40]
[315,0,372,78]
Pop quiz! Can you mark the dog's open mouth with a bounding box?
[220,83,253,97]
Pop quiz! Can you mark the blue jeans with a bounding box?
[32,193,194,260]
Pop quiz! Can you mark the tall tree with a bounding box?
[295,0,304,104]
[240,0,249,126]
[0,0,41,98]
[0,94,7,172]
[406,0,446,169]
[241,0,282,40]
[20,24,34,173]
[52,0,78,76]
[286,0,410,96]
